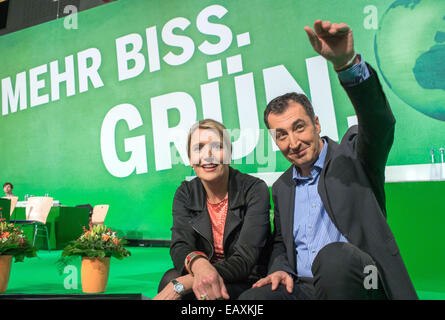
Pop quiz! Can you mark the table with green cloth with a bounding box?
[11,206,90,250]
[0,198,11,221]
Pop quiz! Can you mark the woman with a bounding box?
[154,119,271,300]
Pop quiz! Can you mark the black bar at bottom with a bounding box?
[0,293,149,300]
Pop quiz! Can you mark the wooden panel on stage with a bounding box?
[13,206,90,250]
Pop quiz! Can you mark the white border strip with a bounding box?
[384,163,445,183]
[186,164,445,186]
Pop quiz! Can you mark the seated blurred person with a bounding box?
[2,182,16,199]
[154,119,271,300]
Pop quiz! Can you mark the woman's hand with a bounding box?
[153,274,193,300]
[191,258,230,300]
[152,281,182,300]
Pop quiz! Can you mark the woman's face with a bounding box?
[189,128,229,183]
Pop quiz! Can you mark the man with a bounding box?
[239,20,417,300]
[3,182,16,198]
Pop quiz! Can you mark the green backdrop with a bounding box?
[0,0,444,240]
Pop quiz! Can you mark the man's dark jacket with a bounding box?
[170,167,271,283]
[268,65,418,300]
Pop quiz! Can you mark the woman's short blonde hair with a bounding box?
[187,119,232,160]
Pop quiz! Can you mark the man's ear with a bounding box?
[314,116,321,135]
[269,128,278,143]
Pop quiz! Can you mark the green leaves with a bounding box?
[61,224,131,260]
[0,221,37,262]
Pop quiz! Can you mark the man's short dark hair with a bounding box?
[264,92,316,129]
[3,182,13,189]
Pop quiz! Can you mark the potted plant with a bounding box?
[0,213,38,293]
[61,224,131,293]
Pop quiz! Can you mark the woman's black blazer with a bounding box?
[170,166,272,284]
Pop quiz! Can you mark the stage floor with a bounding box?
[1,247,444,300]
[2,247,172,299]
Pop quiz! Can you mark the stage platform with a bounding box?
[1,247,444,300]
[1,247,172,299]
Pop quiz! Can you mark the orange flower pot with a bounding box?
[81,256,110,293]
[0,255,13,293]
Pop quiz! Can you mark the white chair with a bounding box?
[91,204,109,225]
[9,196,18,217]
[11,196,53,250]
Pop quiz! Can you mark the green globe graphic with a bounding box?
[375,0,445,121]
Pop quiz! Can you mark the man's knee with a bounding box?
[238,284,287,300]
[312,242,373,278]
[238,284,300,300]
[238,286,271,300]
[238,287,257,300]
[311,242,382,299]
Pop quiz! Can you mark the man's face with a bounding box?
[267,101,323,173]
[3,184,11,194]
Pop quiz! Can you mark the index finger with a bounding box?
[283,274,294,293]
[336,22,350,32]
[304,26,322,52]
[271,276,281,291]
[313,19,324,36]
[252,276,271,288]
